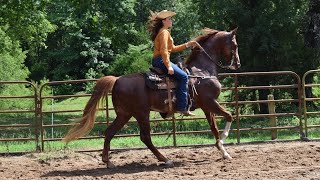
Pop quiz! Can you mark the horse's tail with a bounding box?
[63,76,119,143]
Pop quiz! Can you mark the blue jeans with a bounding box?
[152,57,188,111]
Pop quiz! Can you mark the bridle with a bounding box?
[195,39,236,70]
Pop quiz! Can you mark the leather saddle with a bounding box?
[143,67,177,90]
[142,57,196,118]
[143,56,187,90]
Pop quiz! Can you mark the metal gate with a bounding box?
[302,70,320,139]
[1,70,319,153]
[0,81,39,152]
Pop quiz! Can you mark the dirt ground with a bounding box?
[0,141,320,180]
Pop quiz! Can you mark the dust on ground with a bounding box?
[1,141,319,179]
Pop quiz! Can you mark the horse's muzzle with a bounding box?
[229,62,241,70]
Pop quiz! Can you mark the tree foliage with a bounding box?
[0,26,33,109]
[0,27,28,81]
[0,0,55,81]
[109,43,153,76]
[0,0,319,100]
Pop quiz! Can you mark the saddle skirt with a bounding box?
[143,67,177,90]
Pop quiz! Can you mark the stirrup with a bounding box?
[176,110,195,116]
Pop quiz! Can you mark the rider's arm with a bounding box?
[171,41,187,53]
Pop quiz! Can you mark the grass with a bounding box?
[0,141,38,153]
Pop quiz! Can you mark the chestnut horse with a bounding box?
[63,27,240,168]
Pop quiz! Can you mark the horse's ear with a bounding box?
[231,27,238,35]
[201,27,219,35]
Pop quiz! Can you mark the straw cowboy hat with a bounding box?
[150,10,176,20]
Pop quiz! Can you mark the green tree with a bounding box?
[0,26,34,109]
[195,0,314,113]
[0,27,29,81]
[303,0,320,100]
[0,0,55,81]
[39,1,111,82]
[38,0,142,84]
[109,43,153,76]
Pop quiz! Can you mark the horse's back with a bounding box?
[111,73,150,112]
[111,73,174,114]
[115,73,145,88]
[113,73,146,98]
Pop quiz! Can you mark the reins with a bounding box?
[186,42,229,91]
[195,42,235,70]
[185,34,237,93]
[188,75,218,79]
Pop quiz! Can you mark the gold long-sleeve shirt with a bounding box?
[153,27,187,69]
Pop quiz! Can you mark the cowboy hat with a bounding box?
[150,10,176,20]
[157,10,176,19]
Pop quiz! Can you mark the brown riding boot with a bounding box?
[176,110,195,116]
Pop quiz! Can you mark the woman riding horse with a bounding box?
[147,10,198,116]
[63,12,240,168]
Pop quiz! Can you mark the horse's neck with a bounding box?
[188,51,219,77]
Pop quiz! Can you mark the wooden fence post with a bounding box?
[268,94,277,140]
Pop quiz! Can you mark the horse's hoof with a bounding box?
[164,160,174,167]
[103,158,115,168]
[107,161,116,168]
[223,153,232,160]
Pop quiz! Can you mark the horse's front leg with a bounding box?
[221,121,232,144]
[204,111,232,159]
[200,96,233,144]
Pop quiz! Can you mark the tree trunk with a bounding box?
[258,89,270,114]
[304,0,320,108]
[305,0,320,49]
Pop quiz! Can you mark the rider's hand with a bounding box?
[168,67,174,75]
[186,41,198,48]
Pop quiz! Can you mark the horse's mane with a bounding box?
[185,28,219,64]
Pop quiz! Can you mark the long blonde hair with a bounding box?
[146,11,164,41]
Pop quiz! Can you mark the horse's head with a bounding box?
[187,28,241,71]
[221,27,241,70]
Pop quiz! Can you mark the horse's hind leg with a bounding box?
[102,114,131,168]
[204,112,232,159]
[135,113,173,166]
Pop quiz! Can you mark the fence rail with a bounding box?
[0,70,320,153]
[302,70,320,138]
[0,81,39,151]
